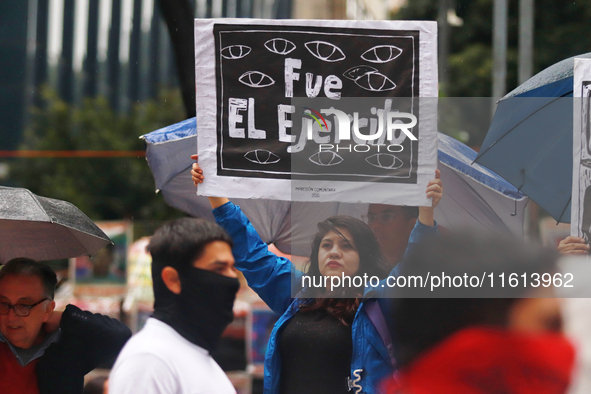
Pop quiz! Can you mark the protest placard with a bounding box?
[195,19,437,205]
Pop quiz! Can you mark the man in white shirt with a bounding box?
[109,218,240,394]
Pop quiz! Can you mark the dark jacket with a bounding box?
[36,304,131,394]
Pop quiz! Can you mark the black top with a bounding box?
[36,304,131,394]
[279,308,353,394]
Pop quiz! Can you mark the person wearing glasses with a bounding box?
[0,258,131,394]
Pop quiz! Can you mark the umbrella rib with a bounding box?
[557,195,572,224]
[58,222,113,245]
[66,227,93,255]
[54,226,96,260]
[24,188,53,222]
[156,164,192,192]
[475,96,565,162]
[440,163,515,233]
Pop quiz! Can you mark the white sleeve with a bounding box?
[109,353,179,394]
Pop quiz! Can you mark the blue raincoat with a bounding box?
[213,202,437,394]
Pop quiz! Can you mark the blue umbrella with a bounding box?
[475,52,591,223]
[141,118,527,255]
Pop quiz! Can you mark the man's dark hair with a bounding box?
[148,218,232,299]
[0,258,58,300]
[389,230,558,367]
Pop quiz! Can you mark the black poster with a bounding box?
[213,24,419,182]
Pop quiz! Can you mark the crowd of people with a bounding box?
[0,154,586,394]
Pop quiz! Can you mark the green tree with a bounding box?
[393,0,591,145]
[395,0,591,97]
[10,88,187,224]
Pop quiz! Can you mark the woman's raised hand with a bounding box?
[426,169,443,208]
[191,154,229,209]
[191,154,204,186]
[418,169,442,227]
[193,156,443,214]
[557,236,590,255]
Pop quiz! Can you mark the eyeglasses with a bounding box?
[0,298,48,317]
[362,212,397,224]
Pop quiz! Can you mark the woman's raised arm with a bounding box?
[191,154,298,314]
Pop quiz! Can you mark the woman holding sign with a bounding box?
[191,155,442,394]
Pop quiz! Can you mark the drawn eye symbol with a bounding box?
[304,41,346,62]
[353,72,396,92]
[309,151,344,166]
[343,65,378,81]
[365,153,403,169]
[361,45,403,63]
[244,149,281,164]
[221,45,251,59]
[264,38,296,55]
[238,71,275,88]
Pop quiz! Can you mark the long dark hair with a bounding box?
[299,215,390,325]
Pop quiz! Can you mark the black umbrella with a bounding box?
[0,186,111,264]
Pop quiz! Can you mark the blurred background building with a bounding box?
[1,0,292,152]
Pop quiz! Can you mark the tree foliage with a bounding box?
[392,0,591,146]
[10,88,187,223]
[394,0,591,97]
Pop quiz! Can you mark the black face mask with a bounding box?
[153,266,240,352]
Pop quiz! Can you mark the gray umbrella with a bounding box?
[142,118,527,257]
[0,186,111,264]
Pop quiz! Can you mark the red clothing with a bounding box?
[382,327,575,394]
[0,341,40,394]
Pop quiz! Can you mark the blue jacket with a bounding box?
[213,202,437,394]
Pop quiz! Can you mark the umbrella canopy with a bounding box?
[0,187,111,263]
[475,52,591,223]
[142,118,527,256]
